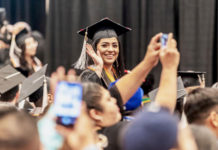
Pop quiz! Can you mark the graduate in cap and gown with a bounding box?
[74,18,131,89]
[10,28,42,77]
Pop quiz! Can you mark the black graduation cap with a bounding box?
[178,71,206,88]
[77,17,131,40]
[148,77,187,101]
[18,64,48,103]
[0,65,25,94]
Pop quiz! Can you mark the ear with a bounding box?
[209,111,218,128]
[89,109,103,123]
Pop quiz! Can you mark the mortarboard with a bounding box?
[178,71,206,88]
[0,65,25,94]
[18,64,48,103]
[78,17,131,40]
[148,77,187,101]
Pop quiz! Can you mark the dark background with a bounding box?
[0,0,218,87]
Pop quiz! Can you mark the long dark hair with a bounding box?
[91,38,125,78]
[18,39,36,76]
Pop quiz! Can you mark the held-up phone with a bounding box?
[54,81,83,127]
[161,34,168,48]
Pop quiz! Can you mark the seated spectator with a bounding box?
[0,105,40,150]
[184,87,218,138]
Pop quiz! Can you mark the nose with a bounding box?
[108,45,114,52]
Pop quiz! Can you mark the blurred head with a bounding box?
[122,108,178,150]
[184,88,218,137]
[22,36,38,56]
[82,82,121,127]
[0,107,40,150]
[0,85,19,103]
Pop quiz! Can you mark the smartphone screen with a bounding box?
[54,81,83,127]
[161,34,168,48]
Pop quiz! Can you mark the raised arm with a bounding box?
[115,33,162,104]
[155,33,180,113]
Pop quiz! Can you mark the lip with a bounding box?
[104,54,115,59]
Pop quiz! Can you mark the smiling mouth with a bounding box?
[104,54,116,59]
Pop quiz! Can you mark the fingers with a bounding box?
[97,50,101,57]
[56,124,74,138]
[150,32,162,45]
[166,33,177,49]
[86,44,96,58]
[67,69,77,82]
[56,66,66,81]
[50,72,58,94]
[86,44,94,53]
[153,43,161,51]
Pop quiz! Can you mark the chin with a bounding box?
[104,60,116,65]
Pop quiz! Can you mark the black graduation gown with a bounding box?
[80,68,115,89]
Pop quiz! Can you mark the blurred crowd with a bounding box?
[0,7,218,150]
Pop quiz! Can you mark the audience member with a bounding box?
[0,106,40,150]
[184,87,218,137]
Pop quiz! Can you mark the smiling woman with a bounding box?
[74,18,131,89]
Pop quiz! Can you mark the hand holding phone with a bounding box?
[54,81,83,127]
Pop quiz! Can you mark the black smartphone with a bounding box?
[54,81,83,127]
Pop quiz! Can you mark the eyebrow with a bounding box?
[101,42,118,44]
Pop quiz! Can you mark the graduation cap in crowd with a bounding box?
[18,64,48,113]
[0,65,25,96]
[178,71,206,88]
[148,77,187,102]
[74,18,131,70]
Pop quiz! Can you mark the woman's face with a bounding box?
[24,37,38,56]
[97,88,121,127]
[96,37,119,66]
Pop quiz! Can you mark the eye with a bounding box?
[101,43,108,48]
[112,44,118,48]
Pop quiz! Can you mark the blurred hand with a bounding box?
[12,21,31,35]
[176,124,198,150]
[0,40,9,49]
[86,43,103,77]
[143,33,162,68]
[159,33,180,70]
[50,66,77,96]
[56,103,97,150]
